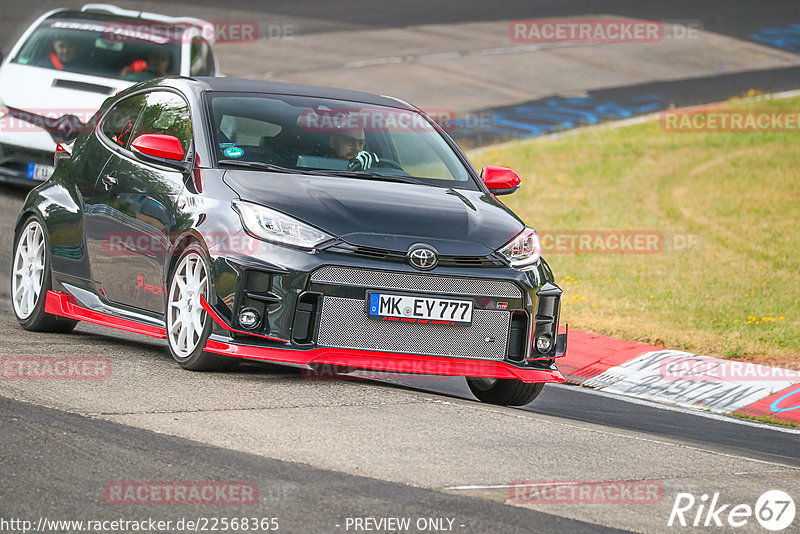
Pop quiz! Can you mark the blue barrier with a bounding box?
[452,94,663,139]
[750,24,800,54]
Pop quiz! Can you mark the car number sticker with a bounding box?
[224,146,244,158]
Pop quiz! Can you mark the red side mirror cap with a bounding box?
[481,165,521,195]
[131,134,184,161]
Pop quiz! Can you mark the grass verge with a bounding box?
[731,412,798,429]
[469,94,800,368]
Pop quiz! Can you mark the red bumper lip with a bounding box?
[203,338,565,383]
[44,290,564,383]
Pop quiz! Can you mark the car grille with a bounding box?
[317,297,510,359]
[325,242,505,267]
[309,266,522,299]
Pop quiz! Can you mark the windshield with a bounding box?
[12,18,181,81]
[208,92,477,189]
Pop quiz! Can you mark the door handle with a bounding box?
[102,174,118,188]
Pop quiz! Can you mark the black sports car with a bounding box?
[12,77,566,406]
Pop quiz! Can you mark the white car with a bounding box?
[0,4,221,186]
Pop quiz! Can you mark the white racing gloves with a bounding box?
[348,151,380,170]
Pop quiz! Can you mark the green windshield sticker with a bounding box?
[224,146,244,158]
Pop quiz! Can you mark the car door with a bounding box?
[83,92,146,294]
[85,90,193,313]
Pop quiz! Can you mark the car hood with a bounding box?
[0,63,128,115]
[223,171,525,255]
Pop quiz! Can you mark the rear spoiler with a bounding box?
[80,4,216,43]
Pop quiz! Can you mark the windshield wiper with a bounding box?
[218,160,317,175]
[323,170,422,184]
[219,160,422,184]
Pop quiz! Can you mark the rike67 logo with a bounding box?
[668,490,795,531]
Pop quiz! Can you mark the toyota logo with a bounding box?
[407,245,438,270]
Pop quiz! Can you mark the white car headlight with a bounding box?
[498,227,541,270]
[232,200,333,250]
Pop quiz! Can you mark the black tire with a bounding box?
[165,244,237,371]
[466,377,545,406]
[11,215,78,333]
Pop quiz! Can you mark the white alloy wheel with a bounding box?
[12,220,46,320]
[167,252,209,359]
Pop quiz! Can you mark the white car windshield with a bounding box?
[12,17,181,81]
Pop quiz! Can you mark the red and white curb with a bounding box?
[562,331,800,425]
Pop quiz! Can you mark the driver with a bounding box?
[327,126,379,170]
[45,37,81,70]
[121,49,172,77]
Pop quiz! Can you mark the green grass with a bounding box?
[470,95,800,367]
[731,412,798,428]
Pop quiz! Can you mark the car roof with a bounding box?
[46,10,192,31]
[189,76,416,110]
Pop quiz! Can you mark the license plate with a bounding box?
[366,291,473,326]
[27,163,54,181]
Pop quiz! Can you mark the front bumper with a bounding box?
[0,142,52,186]
[203,249,569,382]
[45,289,565,383]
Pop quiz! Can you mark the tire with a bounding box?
[466,377,545,406]
[165,244,236,371]
[11,215,78,333]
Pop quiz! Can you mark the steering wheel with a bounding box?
[376,158,403,170]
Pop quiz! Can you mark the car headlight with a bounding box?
[232,200,333,250]
[498,227,541,270]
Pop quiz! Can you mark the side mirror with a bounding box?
[481,165,521,195]
[131,134,191,173]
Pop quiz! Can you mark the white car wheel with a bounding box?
[12,220,46,320]
[167,251,209,359]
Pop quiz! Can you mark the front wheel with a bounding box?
[466,377,544,406]
[166,245,235,371]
